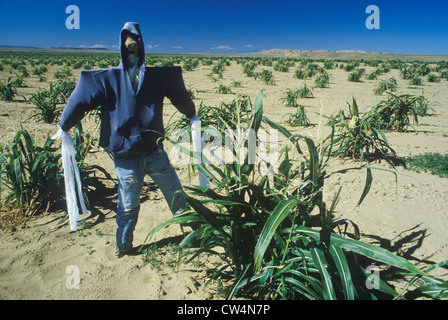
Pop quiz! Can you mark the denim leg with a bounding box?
[114,155,144,252]
[144,149,187,215]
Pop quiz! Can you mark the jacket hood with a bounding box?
[118,22,145,68]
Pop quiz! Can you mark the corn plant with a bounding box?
[280,89,300,107]
[323,60,335,70]
[54,67,72,79]
[367,93,422,132]
[30,84,61,123]
[214,84,232,94]
[182,59,199,72]
[366,72,378,80]
[166,94,252,136]
[11,77,24,88]
[347,68,364,82]
[0,77,17,102]
[73,122,96,182]
[16,65,29,78]
[0,129,62,215]
[409,75,423,86]
[285,105,310,127]
[294,68,307,80]
[146,91,448,300]
[297,83,313,98]
[230,80,241,88]
[314,73,330,88]
[257,69,275,85]
[325,98,397,163]
[373,78,398,95]
[414,94,432,116]
[212,62,225,79]
[29,79,76,123]
[273,61,289,72]
[55,78,76,103]
[242,61,257,78]
[427,74,440,83]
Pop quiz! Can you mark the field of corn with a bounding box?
[0,50,447,300]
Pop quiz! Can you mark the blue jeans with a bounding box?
[113,148,186,252]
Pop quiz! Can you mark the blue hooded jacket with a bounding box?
[59,22,196,156]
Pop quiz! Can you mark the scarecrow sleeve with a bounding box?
[166,67,196,119]
[60,70,105,132]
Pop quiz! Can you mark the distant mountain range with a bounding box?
[0,46,446,61]
[0,45,114,51]
[258,49,394,55]
[47,46,113,51]
[0,45,396,54]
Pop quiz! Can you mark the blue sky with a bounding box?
[0,0,447,55]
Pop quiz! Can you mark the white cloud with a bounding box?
[172,46,183,49]
[146,44,159,49]
[211,45,234,50]
[90,44,108,49]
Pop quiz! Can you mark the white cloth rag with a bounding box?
[52,127,87,231]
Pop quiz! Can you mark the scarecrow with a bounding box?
[56,22,197,257]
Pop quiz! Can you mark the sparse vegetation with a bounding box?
[405,153,448,178]
[1,51,447,300]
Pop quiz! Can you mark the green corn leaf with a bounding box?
[184,184,256,210]
[193,162,219,187]
[144,211,204,244]
[262,116,303,154]
[297,226,427,276]
[310,247,337,300]
[254,197,299,272]
[358,168,372,206]
[12,158,22,207]
[407,282,448,299]
[329,244,355,300]
[371,126,390,145]
[304,137,319,189]
[351,97,359,117]
[283,276,322,300]
[360,265,399,298]
[251,90,264,134]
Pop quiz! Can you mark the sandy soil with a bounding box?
[0,54,447,299]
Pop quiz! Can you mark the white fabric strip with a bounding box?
[52,127,87,231]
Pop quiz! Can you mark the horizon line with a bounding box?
[1,45,448,57]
